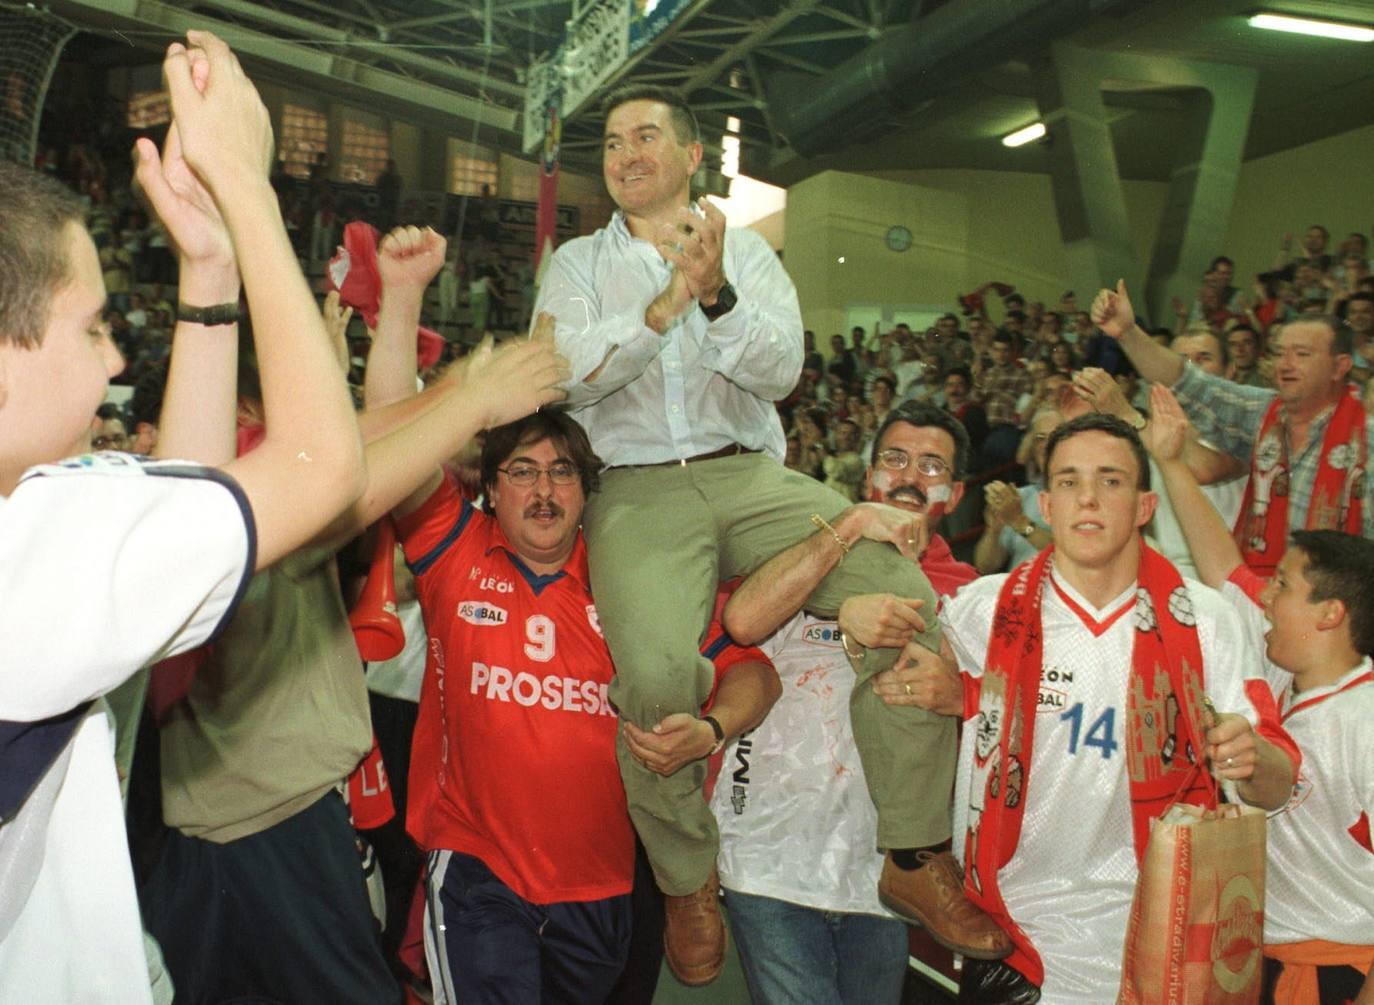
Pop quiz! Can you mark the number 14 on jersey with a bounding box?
[1060,702,1120,759]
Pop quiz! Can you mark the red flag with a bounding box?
[327,220,443,367]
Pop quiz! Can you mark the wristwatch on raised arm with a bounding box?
[700,282,737,322]
[176,302,241,327]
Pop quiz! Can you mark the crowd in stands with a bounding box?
[777,253,1374,569]
[6,27,1374,1005]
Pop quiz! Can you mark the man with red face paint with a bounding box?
[718,403,986,1005]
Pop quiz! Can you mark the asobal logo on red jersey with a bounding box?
[457,600,509,626]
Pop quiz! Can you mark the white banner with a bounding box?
[522,55,559,154]
[562,0,630,115]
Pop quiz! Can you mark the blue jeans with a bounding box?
[723,888,908,1005]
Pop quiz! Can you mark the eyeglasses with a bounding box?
[92,435,128,451]
[496,461,580,487]
[876,448,951,477]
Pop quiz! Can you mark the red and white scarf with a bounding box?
[964,544,1213,988]
[1235,390,1366,577]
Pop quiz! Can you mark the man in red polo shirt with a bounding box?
[394,410,775,1003]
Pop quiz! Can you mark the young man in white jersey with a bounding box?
[896,411,1297,1002]
[0,32,371,1002]
[1142,384,1374,1005]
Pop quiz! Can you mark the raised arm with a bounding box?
[133,111,239,466]
[365,225,443,409]
[162,31,364,570]
[1139,384,1244,589]
[722,503,926,645]
[1090,279,1185,386]
[312,319,569,550]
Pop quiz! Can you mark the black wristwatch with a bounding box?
[700,282,737,322]
[177,302,241,327]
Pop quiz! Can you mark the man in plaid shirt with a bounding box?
[1091,280,1374,568]
[977,331,1032,469]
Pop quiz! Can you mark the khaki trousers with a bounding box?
[582,453,955,895]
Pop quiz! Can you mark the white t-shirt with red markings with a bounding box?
[1221,567,1374,946]
[398,475,766,905]
[712,612,888,916]
[0,454,254,1005]
[943,563,1269,1005]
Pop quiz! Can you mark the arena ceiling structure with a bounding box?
[28,0,1374,188]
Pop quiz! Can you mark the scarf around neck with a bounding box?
[1235,389,1366,576]
[964,543,1213,987]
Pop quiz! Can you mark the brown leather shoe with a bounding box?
[662,869,726,986]
[878,850,1013,960]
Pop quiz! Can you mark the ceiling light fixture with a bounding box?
[1248,13,1374,42]
[1002,122,1046,148]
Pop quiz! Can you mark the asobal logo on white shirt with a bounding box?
[801,621,842,647]
[457,601,508,626]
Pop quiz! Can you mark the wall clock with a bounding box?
[885,225,912,252]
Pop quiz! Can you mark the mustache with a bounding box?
[524,501,566,518]
[885,485,927,507]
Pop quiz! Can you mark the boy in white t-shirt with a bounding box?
[1145,384,1374,1004]
[0,31,371,1003]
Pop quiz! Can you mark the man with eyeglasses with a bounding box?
[391,409,779,1004]
[91,404,129,452]
[714,402,1007,1003]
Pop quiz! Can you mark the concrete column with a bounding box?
[1035,45,1257,326]
[1034,45,1143,312]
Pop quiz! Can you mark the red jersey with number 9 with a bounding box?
[397,475,764,904]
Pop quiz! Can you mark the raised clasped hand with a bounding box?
[162,30,273,194]
[655,198,727,305]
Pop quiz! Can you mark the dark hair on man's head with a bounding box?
[480,410,602,506]
[1228,323,1258,345]
[1308,223,1330,240]
[872,374,896,393]
[1003,293,1025,308]
[944,365,973,387]
[1286,314,1352,357]
[872,400,971,480]
[601,84,699,144]
[95,401,125,422]
[1209,255,1234,271]
[1291,530,1374,657]
[1043,412,1151,490]
[0,161,86,347]
[992,331,1014,346]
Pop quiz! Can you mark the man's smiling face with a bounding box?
[602,98,701,221]
[865,420,964,522]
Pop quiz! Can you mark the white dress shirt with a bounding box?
[533,211,802,466]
